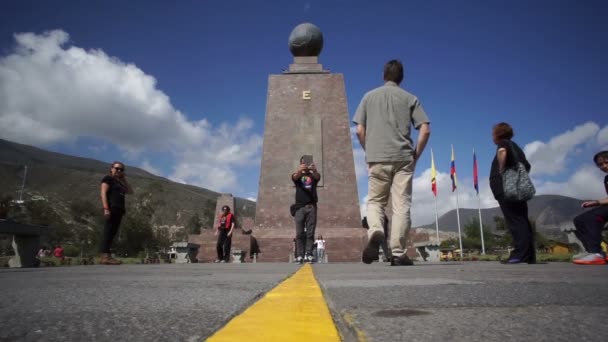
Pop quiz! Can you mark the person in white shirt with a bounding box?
[315,235,326,263]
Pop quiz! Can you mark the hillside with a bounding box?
[0,138,256,230]
[419,195,584,240]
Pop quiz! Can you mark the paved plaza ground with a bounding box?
[1,261,607,341]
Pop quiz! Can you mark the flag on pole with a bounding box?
[450,145,457,192]
[431,149,437,196]
[473,149,479,194]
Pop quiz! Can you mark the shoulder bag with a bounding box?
[502,141,536,201]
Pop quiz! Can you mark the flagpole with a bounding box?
[473,148,486,255]
[431,148,439,243]
[451,144,463,260]
[477,193,485,255]
[434,195,439,243]
[455,187,463,260]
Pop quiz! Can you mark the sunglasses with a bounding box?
[113,167,125,172]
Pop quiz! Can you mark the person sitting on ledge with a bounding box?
[572,150,608,265]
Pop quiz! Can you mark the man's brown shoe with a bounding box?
[362,230,384,264]
[100,256,122,265]
[390,254,414,266]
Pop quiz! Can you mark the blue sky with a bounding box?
[1,0,607,226]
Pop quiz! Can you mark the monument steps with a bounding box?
[191,228,368,263]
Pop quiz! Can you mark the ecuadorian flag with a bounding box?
[450,145,457,192]
[431,149,437,196]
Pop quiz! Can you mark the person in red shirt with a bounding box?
[215,206,235,263]
[53,245,64,260]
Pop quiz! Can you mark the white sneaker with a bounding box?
[572,252,589,259]
[573,253,606,265]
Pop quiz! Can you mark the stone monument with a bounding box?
[253,23,366,261]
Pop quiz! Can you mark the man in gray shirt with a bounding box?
[353,59,431,266]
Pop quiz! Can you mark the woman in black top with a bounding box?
[100,161,133,265]
[489,123,536,264]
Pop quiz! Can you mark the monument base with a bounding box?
[190,228,368,263]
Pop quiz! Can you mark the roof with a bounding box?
[170,242,200,248]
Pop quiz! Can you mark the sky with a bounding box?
[0,0,607,227]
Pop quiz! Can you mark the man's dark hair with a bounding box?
[593,151,608,165]
[383,60,404,85]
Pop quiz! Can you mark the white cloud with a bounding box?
[171,162,238,191]
[359,194,368,219]
[353,147,367,179]
[140,160,161,176]
[0,30,203,150]
[524,122,599,176]
[534,164,606,200]
[410,168,497,226]
[0,30,262,193]
[597,125,608,149]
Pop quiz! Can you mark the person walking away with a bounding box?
[488,123,536,264]
[215,206,235,263]
[100,161,133,265]
[292,156,321,264]
[572,151,608,265]
[353,59,430,266]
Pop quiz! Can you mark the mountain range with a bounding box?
[419,194,583,240]
[0,138,255,230]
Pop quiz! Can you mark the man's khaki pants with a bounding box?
[366,160,416,257]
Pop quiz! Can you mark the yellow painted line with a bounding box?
[341,311,369,342]
[207,264,341,342]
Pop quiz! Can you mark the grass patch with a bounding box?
[449,253,574,263]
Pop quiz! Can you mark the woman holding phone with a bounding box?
[99,161,133,265]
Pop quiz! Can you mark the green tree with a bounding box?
[186,213,202,234]
[440,238,458,249]
[200,199,216,229]
[463,218,496,251]
[113,191,157,256]
[0,194,12,219]
[172,227,189,243]
[493,215,512,248]
[494,215,506,231]
[153,226,172,251]
[24,200,73,247]
[114,210,155,256]
[69,200,103,255]
[530,219,549,249]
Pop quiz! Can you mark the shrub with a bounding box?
[63,245,80,257]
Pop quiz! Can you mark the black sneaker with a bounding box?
[390,254,414,266]
[295,256,303,264]
[362,230,384,264]
[305,255,314,264]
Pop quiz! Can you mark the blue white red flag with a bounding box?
[473,150,479,194]
[450,146,457,192]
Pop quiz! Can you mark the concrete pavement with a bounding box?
[1,262,607,341]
